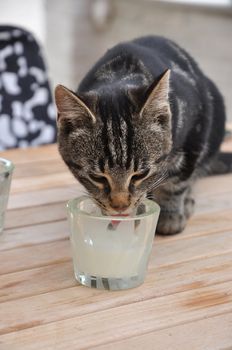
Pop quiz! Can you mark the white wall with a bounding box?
[0,0,46,45]
[162,0,231,6]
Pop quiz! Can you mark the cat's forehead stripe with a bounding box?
[98,157,105,172]
[98,91,134,169]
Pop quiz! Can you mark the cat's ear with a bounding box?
[55,85,96,127]
[140,69,171,128]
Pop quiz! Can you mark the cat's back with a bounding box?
[78,35,203,93]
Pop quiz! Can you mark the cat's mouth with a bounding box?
[100,206,136,217]
[100,202,145,217]
[102,209,134,217]
[96,195,145,217]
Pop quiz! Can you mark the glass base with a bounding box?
[75,271,145,290]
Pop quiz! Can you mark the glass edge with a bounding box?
[0,157,14,174]
[66,196,160,221]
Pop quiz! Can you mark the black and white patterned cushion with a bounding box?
[0,25,56,150]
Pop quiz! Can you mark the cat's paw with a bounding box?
[157,210,187,235]
[184,196,195,219]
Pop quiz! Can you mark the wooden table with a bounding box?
[0,142,232,350]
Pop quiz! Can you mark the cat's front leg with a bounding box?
[152,182,195,235]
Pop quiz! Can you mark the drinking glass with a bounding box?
[0,158,14,236]
[67,196,160,290]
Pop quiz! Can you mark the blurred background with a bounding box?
[0,0,231,149]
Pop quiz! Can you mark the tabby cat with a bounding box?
[55,36,230,235]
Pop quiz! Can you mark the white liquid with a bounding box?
[71,215,154,278]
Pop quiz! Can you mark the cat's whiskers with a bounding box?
[149,180,168,193]
[148,171,169,192]
[133,193,147,208]
[92,197,107,211]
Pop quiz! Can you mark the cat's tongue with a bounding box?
[111,214,129,226]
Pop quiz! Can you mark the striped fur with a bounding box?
[55,36,229,234]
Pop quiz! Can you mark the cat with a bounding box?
[55,35,231,235]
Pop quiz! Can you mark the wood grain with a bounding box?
[1,203,232,250]
[0,144,60,164]
[4,202,67,229]
[0,281,231,349]
[0,251,231,304]
[0,142,231,349]
[0,227,231,276]
[1,253,232,331]
[11,172,76,193]
[0,220,68,251]
[94,313,232,350]
[13,159,67,179]
[7,185,82,210]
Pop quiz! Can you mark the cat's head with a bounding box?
[55,70,172,215]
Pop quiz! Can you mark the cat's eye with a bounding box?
[131,169,150,183]
[89,173,111,194]
[89,174,109,185]
[65,160,82,170]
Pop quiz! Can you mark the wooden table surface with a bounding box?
[0,141,232,350]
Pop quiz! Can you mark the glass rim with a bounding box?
[67,195,160,221]
[0,157,14,175]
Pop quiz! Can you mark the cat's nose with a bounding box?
[109,192,130,212]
